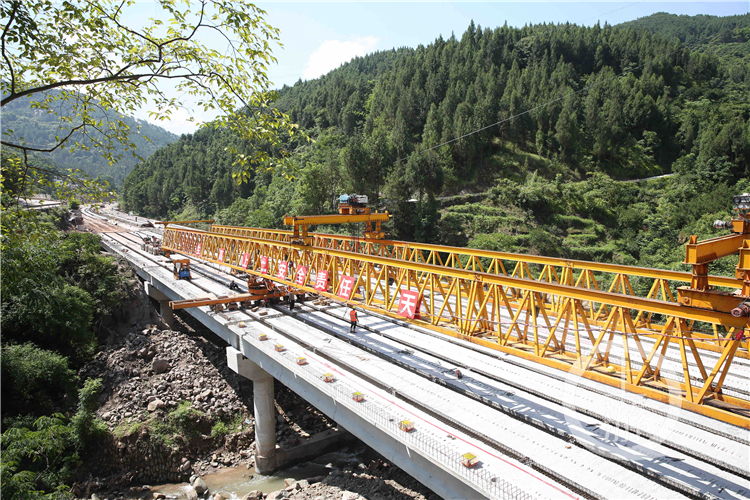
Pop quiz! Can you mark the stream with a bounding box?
[125,447,375,499]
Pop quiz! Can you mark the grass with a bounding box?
[113,419,144,439]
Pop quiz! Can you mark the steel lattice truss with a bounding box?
[162,225,750,428]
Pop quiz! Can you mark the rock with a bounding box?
[296,480,309,489]
[266,491,290,500]
[92,494,101,500]
[152,358,170,374]
[192,477,208,495]
[284,478,296,487]
[241,491,263,500]
[189,474,198,485]
[373,480,388,494]
[147,399,166,411]
[179,460,192,472]
[307,476,326,485]
[212,494,227,500]
[184,487,198,500]
[341,492,360,500]
[152,494,166,499]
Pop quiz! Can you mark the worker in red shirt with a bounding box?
[349,307,358,333]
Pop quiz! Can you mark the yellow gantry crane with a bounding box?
[283,194,391,244]
[160,194,750,428]
[680,193,750,316]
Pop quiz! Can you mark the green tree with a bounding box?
[1,0,304,211]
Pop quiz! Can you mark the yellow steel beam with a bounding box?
[283,213,390,226]
[169,292,280,310]
[211,225,741,288]
[685,233,748,265]
[161,227,750,427]
[197,228,748,327]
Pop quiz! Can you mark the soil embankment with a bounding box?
[76,302,438,500]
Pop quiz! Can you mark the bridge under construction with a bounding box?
[83,204,749,500]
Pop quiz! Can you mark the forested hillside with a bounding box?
[121,12,750,272]
[2,91,179,186]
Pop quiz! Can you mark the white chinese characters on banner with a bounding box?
[218,248,225,261]
[398,289,422,319]
[195,243,202,256]
[260,256,269,274]
[337,275,356,299]
[295,266,308,286]
[240,252,251,268]
[314,270,329,292]
[277,261,288,280]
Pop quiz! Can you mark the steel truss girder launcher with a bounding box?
[162,225,750,428]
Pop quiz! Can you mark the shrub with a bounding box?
[70,379,107,451]
[1,343,77,420]
[1,415,79,499]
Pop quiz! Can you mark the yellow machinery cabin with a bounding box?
[461,453,479,468]
[399,420,414,432]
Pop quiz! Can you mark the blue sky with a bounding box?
[149,1,749,134]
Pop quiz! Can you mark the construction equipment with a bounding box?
[283,194,391,245]
[399,420,414,432]
[461,453,479,468]
[679,193,750,315]
[141,236,165,255]
[159,195,750,429]
[173,259,191,280]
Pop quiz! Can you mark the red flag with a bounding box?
[195,243,202,256]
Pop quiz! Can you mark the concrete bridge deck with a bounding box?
[85,207,750,500]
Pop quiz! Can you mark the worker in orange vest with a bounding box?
[349,307,358,333]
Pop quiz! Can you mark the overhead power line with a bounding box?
[394,8,720,166]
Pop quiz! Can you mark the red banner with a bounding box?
[398,289,422,319]
[314,270,329,292]
[195,243,202,256]
[295,265,308,286]
[337,275,356,299]
[240,252,250,268]
[218,248,225,262]
[277,261,288,280]
[260,256,269,274]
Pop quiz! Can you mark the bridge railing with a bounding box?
[244,328,535,500]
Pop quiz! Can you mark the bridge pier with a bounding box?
[144,282,174,329]
[226,347,277,474]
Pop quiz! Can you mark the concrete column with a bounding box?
[145,282,174,330]
[252,375,276,473]
[159,300,174,329]
[226,347,277,473]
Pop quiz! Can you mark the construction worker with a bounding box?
[349,307,358,333]
[288,289,295,311]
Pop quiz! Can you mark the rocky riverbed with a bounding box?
[74,307,439,500]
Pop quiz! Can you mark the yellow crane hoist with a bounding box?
[679,193,750,318]
[283,194,391,245]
